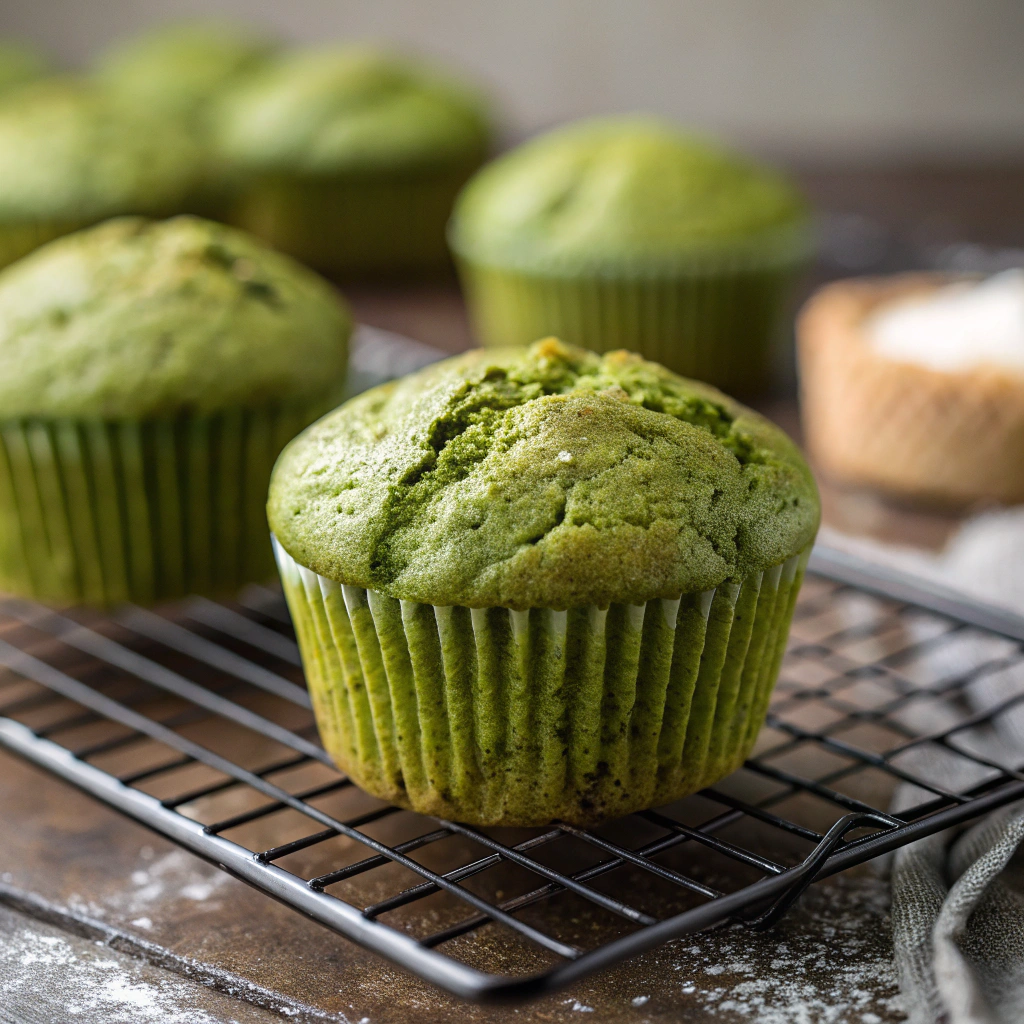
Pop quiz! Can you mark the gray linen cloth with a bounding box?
[817,514,1024,1020]
[891,804,1024,1023]
[889,629,1024,1023]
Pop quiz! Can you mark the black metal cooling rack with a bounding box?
[1,545,1024,1004]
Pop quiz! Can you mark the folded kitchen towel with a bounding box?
[891,803,1024,1024]
[818,505,1024,619]
[889,614,1024,1024]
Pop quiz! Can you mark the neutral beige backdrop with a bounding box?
[2,0,1023,160]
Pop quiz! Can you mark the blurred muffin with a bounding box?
[215,46,492,277]
[94,21,278,123]
[0,79,206,270]
[0,216,351,606]
[0,41,50,95]
[94,23,280,219]
[449,117,811,395]
[798,272,1024,507]
[269,338,819,826]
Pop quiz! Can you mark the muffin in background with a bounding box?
[0,216,351,606]
[215,46,492,278]
[799,273,1024,508]
[0,41,50,95]
[93,22,280,219]
[0,79,206,270]
[93,21,278,123]
[449,117,811,395]
[269,338,819,826]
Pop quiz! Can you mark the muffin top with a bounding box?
[0,41,50,95]
[0,79,204,222]
[94,21,278,120]
[269,339,818,609]
[0,216,351,419]
[213,46,491,176]
[449,117,809,274]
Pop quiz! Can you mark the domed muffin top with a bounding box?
[213,46,491,176]
[94,21,278,120]
[0,80,204,222]
[0,40,50,95]
[0,216,351,419]
[449,116,809,274]
[269,338,819,609]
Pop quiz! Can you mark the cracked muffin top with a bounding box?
[448,116,809,274]
[0,215,351,419]
[268,338,819,608]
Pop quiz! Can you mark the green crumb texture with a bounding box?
[269,338,820,609]
[94,21,278,120]
[449,115,809,274]
[213,45,491,177]
[0,215,351,419]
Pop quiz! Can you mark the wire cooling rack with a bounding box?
[1,545,1023,1002]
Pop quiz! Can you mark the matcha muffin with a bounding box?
[94,23,279,218]
[450,117,811,395]
[0,79,206,271]
[94,21,278,123]
[0,215,351,606]
[269,338,818,826]
[0,41,50,95]
[214,46,492,277]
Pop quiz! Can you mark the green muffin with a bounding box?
[214,46,492,278]
[0,41,50,95]
[93,23,279,219]
[269,337,818,826]
[0,79,206,271]
[94,21,278,123]
[450,117,811,395]
[0,215,351,606]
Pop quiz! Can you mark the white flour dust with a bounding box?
[70,848,232,924]
[583,877,905,1023]
[0,929,231,1024]
[665,879,904,1023]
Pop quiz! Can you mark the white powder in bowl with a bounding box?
[867,269,1024,374]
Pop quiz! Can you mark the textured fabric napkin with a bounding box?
[822,510,1024,1022]
[818,506,1024,618]
[891,804,1024,1024]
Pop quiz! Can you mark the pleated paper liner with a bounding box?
[229,162,481,278]
[274,537,810,827]
[456,257,804,397]
[0,401,333,607]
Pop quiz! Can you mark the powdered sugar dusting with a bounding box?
[657,878,904,1022]
[0,928,225,1024]
[83,849,231,922]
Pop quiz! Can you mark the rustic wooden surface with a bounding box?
[0,751,903,1024]
[2,164,1022,1022]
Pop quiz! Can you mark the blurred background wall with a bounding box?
[2,0,1023,162]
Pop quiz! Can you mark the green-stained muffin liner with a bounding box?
[456,255,804,396]
[0,403,333,607]
[274,537,810,826]
[0,220,90,272]
[230,165,480,278]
